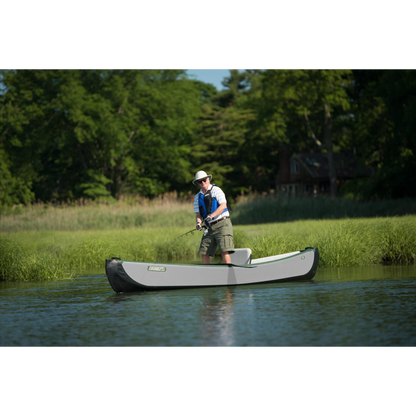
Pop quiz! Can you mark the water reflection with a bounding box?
[1,265,416,346]
[199,289,236,346]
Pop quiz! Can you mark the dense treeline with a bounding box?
[1,69,415,205]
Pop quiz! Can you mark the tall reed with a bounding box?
[232,194,416,224]
[241,217,416,267]
[0,192,193,233]
[2,193,415,232]
[1,216,415,281]
[0,238,74,281]
[1,193,415,281]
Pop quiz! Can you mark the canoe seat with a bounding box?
[229,248,252,265]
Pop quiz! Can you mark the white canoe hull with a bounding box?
[105,247,319,293]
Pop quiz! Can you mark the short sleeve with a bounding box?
[194,193,200,213]
[213,186,226,204]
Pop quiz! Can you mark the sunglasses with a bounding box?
[197,178,209,185]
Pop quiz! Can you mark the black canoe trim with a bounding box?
[105,259,144,293]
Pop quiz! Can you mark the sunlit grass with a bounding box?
[1,194,415,281]
[0,193,193,232]
[2,193,415,232]
[1,216,415,281]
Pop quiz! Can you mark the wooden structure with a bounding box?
[277,148,370,196]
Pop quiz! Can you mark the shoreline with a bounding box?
[1,216,415,282]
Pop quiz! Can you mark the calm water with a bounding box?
[1,265,416,346]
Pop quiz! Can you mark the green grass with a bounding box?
[0,238,74,282]
[0,193,192,232]
[1,216,415,281]
[240,217,416,267]
[1,194,415,281]
[2,194,415,233]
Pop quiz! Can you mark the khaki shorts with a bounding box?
[199,217,234,257]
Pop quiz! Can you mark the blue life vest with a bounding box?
[198,185,228,219]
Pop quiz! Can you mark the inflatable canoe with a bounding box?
[105,247,319,293]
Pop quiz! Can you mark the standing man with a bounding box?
[193,170,234,264]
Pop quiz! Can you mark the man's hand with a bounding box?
[196,222,203,231]
[204,215,212,228]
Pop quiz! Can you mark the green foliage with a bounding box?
[0,149,34,205]
[1,69,415,205]
[0,70,204,202]
[79,170,114,199]
[347,70,416,199]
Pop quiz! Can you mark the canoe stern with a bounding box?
[285,246,319,281]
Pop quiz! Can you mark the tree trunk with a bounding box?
[324,103,337,199]
[304,111,322,147]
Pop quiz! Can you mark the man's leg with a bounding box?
[200,228,215,264]
[221,251,231,264]
[216,218,234,265]
[202,254,211,264]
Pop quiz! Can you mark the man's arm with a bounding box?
[196,212,203,227]
[210,202,227,219]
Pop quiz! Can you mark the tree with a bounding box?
[0,149,34,205]
[192,70,259,196]
[2,69,413,205]
[259,70,353,197]
[121,71,205,196]
[349,70,416,199]
[194,103,256,193]
[0,70,206,203]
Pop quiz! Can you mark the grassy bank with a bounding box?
[1,195,415,281]
[243,217,416,267]
[0,193,192,233]
[1,216,415,281]
[2,194,415,233]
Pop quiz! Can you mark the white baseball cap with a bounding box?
[192,170,212,186]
